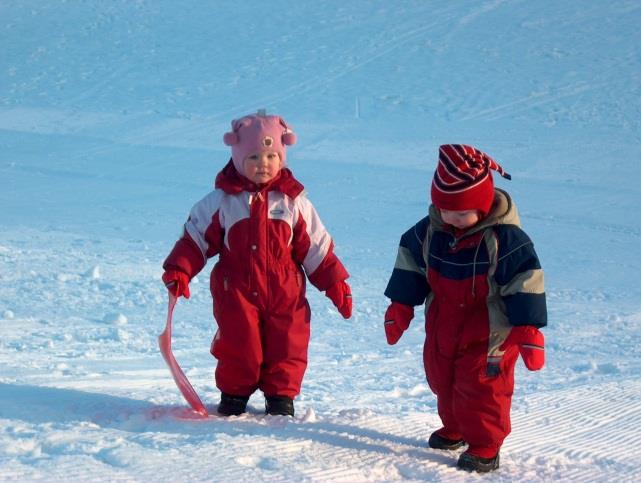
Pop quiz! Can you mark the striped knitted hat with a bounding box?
[431,144,511,216]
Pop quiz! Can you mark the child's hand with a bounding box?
[325,280,352,319]
[384,302,414,345]
[500,325,545,371]
[162,270,191,299]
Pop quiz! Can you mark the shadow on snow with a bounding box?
[0,382,444,463]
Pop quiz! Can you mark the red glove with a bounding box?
[500,325,545,371]
[162,270,191,299]
[325,280,352,319]
[384,302,414,345]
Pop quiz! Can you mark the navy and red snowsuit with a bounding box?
[385,189,547,457]
[163,161,349,399]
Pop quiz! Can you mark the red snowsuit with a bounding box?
[163,161,349,399]
[385,190,547,457]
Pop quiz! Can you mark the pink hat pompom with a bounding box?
[223,131,238,146]
[282,131,297,146]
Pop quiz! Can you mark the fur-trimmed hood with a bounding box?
[428,188,520,235]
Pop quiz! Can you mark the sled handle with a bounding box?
[158,293,208,417]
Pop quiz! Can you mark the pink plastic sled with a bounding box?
[158,293,209,417]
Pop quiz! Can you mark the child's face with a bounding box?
[242,151,281,184]
[440,209,480,230]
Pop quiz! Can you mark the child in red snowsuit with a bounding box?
[384,145,547,472]
[162,111,352,417]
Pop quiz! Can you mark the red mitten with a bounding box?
[162,270,191,299]
[500,325,545,371]
[325,280,352,319]
[384,302,414,345]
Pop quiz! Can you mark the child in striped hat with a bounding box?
[383,144,547,473]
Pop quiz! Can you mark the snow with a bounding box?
[1,0,641,481]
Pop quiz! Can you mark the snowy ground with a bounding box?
[2,1,641,481]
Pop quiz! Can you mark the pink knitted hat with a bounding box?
[431,144,511,216]
[223,110,297,174]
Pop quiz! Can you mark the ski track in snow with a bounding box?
[2,375,640,481]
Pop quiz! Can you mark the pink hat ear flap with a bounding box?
[232,116,253,130]
[278,116,292,129]
[223,132,238,146]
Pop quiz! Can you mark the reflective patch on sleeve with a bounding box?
[395,246,426,275]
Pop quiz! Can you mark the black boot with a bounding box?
[265,396,294,416]
[217,393,249,416]
[457,451,500,473]
[428,431,466,451]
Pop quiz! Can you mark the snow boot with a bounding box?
[457,451,500,473]
[217,393,249,416]
[428,431,466,450]
[265,396,294,416]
